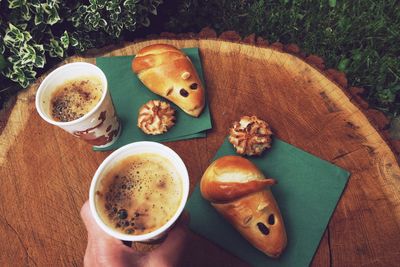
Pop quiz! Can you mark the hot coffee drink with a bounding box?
[95,153,182,235]
[50,76,102,122]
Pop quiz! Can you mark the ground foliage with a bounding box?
[164,0,400,118]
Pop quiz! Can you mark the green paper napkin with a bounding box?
[186,138,350,267]
[94,48,212,151]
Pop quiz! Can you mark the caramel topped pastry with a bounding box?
[229,115,273,156]
[137,100,175,135]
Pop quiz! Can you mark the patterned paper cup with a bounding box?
[35,62,121,148]
[89,142,190,242]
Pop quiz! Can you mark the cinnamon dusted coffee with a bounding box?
[50,76,102,122]
[95,153,182,235]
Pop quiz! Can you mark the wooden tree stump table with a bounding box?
[1,36,399,267]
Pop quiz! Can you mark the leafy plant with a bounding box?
[0,0,162,106]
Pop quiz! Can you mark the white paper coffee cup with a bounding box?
[35,62,121,148]
[89,141,189,242]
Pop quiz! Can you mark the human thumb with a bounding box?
[81,201,139,267]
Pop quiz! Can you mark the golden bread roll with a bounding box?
[200,155,287,258]
[132,44,205,117]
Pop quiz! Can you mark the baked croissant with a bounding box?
[200,155,287,258]
[132,44,205,117]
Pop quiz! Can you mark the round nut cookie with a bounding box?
[229,115,273,156]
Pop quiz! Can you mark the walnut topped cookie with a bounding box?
[137,100,175,135]
[229,115,273,156]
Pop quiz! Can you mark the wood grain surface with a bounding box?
[1,38,399,267]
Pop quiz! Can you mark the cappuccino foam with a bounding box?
[95,153,182,235]
[50,76,102,122]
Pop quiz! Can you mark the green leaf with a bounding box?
[3,66,25,87]
[123,0,136,8]
[54,46,64,58]
[89,3,97,12]
[77,5,88,14]
[97,0,107,9]
[17,23,28,31]
[149,4,157,15]
[60,31,69,48]
[34,6,45,25]
[20,44,36,65]
[106,23,122,38]
[84,13,92,28]
[3,23,25,46]
[351,50,362,62]
[25,68,36,79]
[30,1,41,8]
[41,3,51,13]
[33,44,44,53]
[19,76,30,88]
[3,67,15,79]
[70,36,79,47]
[7,54,20,65]
[23,30,32,41]
[377,88,396,104]
[115,6,122,14]
[34,13,44,25]
[46,7,61,25]
[7,23,19,32]
[8,0,26,9]
[106,1,118,11]
[34,55,45,68]
[47,0,60,9]
[91,12,101,28]
[328,0,336,7]
[21,5,31,21]
[98,18,107,27]
[33,44,45,68]
[110,13,119,20]
[47,39,64,58]
[338,58,350,72]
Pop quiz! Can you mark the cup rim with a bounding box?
[35,62,108,126]
[89,141,189,241]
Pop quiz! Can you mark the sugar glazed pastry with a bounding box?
[229,115,273,156]
[200,156,287,258]
[137,100,175,135]
[132,44,205,117]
